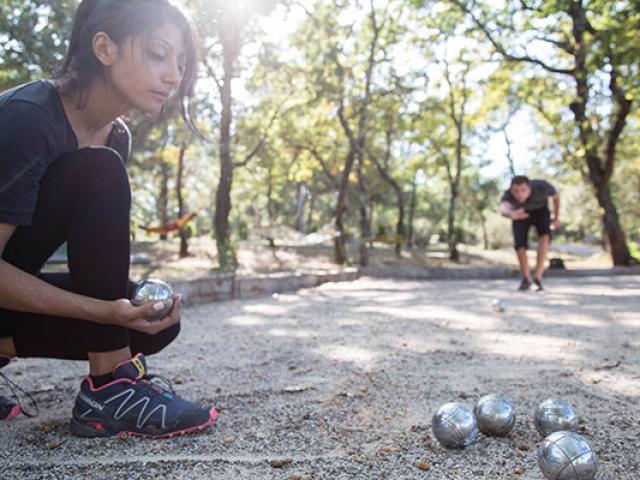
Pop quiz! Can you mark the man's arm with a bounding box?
[500,201,529,220]
[551,193,560,229]
[499,201,514,218]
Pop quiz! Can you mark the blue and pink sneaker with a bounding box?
[0,354,21,421]
[70,353,217,438]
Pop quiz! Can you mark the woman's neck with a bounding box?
[59,78,131,148]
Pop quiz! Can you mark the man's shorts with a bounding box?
[512,206,551,250]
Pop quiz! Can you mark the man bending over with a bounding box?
[499,176,560,291]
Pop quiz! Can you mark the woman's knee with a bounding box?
[65,148,131,204]
[131,322,181,357]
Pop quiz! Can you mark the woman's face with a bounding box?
[106,23,187,114]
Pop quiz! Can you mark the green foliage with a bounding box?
[1,0,637,267]
[0,0,75,90]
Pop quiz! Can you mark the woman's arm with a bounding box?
[0,223,180,334]
[0,223,111,322]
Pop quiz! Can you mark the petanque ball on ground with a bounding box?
[534,399,579,437]
[432,402,479,449]
[474,394,515,436]
[132,278,174,322]
[537,431,598,480]
[491,298,506,312]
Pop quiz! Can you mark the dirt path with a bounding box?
[1,276,638,479]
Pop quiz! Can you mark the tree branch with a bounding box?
[534,35,576,55]
[233,106,281,169]
[449,0,575,75]
[604,62,632,182]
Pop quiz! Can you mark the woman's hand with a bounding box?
[109,294,182,334]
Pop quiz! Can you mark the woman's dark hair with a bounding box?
[510,175,530,187]
[55,0,199,128]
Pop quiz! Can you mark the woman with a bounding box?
[0,0,217,438]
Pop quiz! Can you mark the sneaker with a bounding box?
[533,277,544,291]
[518,278,532,291]
[0,354,38,420]
[70,353,217,438]
[0,355,20,421]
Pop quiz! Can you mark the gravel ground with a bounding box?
[1,275,639,479]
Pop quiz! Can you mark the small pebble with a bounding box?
[269,459,284,468]
[416,461,431,471]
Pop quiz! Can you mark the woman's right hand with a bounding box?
[108,294,182,335]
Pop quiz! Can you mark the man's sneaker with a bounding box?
[533,277,544,291]
[0,354,21,421]
[70,353,217,438]
[518,278,532,291]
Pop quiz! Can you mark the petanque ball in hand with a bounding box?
[474,394,516,436]
[132,279,174,322]
[534,398,579,437]
[537,431,598,480]
[432,402,479,449]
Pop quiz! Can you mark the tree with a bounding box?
[0,0,74,90]
[195,0,279,267]
[449,0,639,265]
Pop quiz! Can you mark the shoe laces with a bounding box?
[0,371,39,418]
[140,373,176,396]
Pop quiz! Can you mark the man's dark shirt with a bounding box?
[501,179,556,212]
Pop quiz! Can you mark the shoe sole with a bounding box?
[1,404,21,421]
[71,407,217,439]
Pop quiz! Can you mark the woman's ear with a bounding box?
[92,31,118,66]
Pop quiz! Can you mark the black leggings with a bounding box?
[0,148,179,360]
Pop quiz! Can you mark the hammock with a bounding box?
[141,211,198,235]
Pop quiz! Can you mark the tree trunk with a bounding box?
[214,36,238,268]
[356,152,370,266]
[295,182,307,233]
[176,142,189,258]
[478,210,488,250]
[594,180,631,265]
[407,180,416,249]
[447,186,459,261]
[306,188,316,233]
[395,197,405,256]
[333,149,356,264]
[158,161,170,241]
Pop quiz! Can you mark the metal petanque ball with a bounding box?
[534,399,579,437]
[132,279,174,322]
[474,394,516,436]
[491,298,507,312]
[537,431,598,480]
[432,402,479,449]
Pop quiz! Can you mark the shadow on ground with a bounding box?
[1,276,638,479]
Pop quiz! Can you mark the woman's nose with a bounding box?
[163,60,182,89]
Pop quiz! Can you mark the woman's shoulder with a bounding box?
[0,81,72,156]
[0,80,65,128]
[0,80,58,111]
